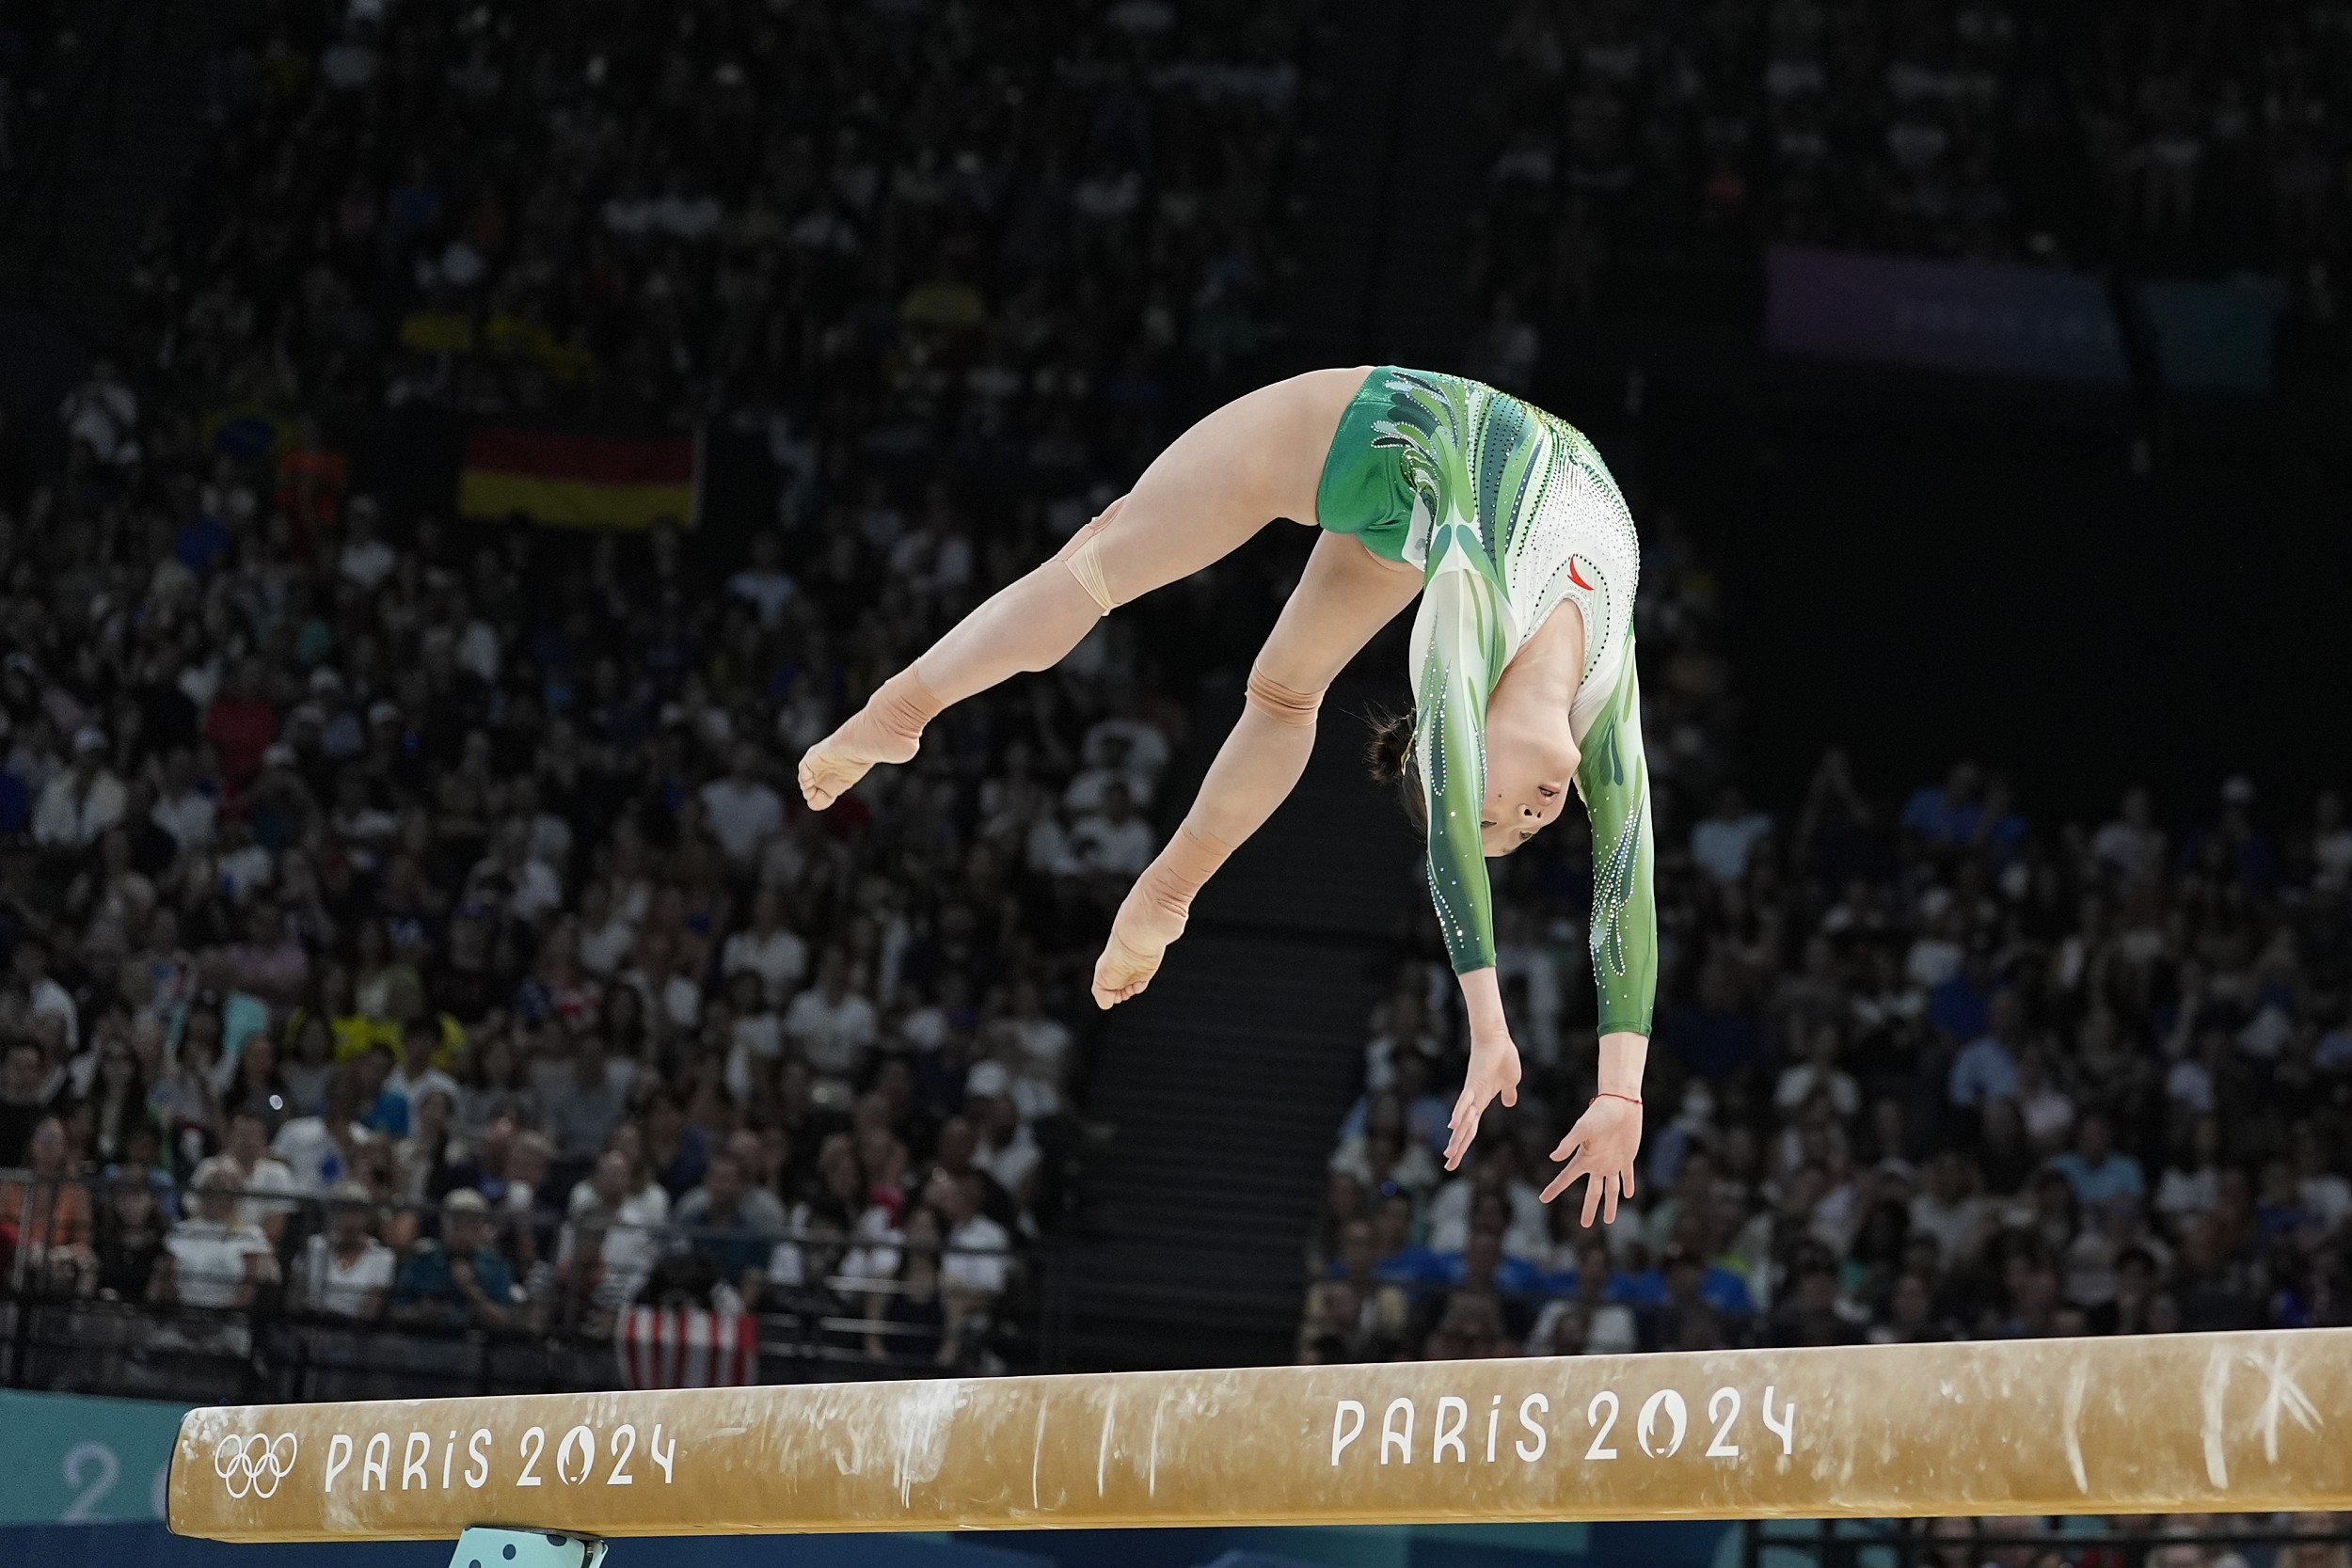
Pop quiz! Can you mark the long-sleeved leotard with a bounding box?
[1316,368,1657,1037]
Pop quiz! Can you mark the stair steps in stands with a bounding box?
[1060,676,1415,1371]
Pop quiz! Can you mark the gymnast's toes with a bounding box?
[1091,949,1159,1009]
[797,746,862,811]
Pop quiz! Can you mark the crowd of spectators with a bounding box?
[1469,0,2352,364]
[0,0,1319,1396]
[145,0,1307,436]
[1302,508,2352,1364]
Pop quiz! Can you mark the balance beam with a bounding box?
[168,1328,2352,1545]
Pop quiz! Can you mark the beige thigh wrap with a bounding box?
[1065,532,1117,615]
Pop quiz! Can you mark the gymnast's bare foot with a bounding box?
[1092,879,1188,1008]
[796,726,913,811]
[797,669,939,811]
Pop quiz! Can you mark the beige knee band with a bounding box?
[1065,533,1117,616]
[1245,665,1323,727]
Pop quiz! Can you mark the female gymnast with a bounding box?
[798,368,1656,1224]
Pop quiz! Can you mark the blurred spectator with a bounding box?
[389,1189,517,1329]
[291,1182,395,1321]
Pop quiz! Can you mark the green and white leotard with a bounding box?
[1315,367,1657,1038]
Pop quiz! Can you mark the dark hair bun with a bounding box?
[1365,710,1416,784]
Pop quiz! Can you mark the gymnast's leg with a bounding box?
[797,368,1369,809]
[1092,531,1421,1007]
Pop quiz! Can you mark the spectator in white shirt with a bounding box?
[273,1069,375,1192]
[1081,703,1172,781]
[337,499,397,591]
[1947,990,2026,1108]
[783,950,880,1082]
[926,1167,1010,1303]
[2153,1113,2225,1224]
[1069,781,1154,879]
[292,1182,396,1319]
[12,936,79,1051]
[1908,1150,1992,1269]
[33,727,125,849]
[700,744,786,863]
[161,1167,278,1311]
[2089,784,2168,883]
[1773,1021,1861,1118]
[1690,785,1772,883]
[722,887,808,1005]
[1424,1149,1550,1261]
[59,358,139,468]
[1000,978,1073,1086]
[466,818,562,925]
[149,746,218,851]
[963,1097,1041,1211]
[1062,733,1157,814]
[386,1020,464,1126]
[574,879,636,976]
[724,531,799,626]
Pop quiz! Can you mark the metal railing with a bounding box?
[0,1170,1066,1402]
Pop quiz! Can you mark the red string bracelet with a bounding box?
[1591,1092,1643,1107]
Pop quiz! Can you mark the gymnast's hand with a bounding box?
[1443,1036,1520,1171]
[1542,1095,1641,1226]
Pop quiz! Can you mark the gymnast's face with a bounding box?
[1478,705,1577,856]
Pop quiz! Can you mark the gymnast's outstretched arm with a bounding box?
[1090,531,1422,1007]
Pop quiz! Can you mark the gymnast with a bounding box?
[798,368,1656,1224]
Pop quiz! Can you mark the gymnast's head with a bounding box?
[1367,698,1574,856]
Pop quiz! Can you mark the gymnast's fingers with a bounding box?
[1542,1146,1588,1205]
[1600,1169,1621,1226]
[1580,1163,1605,1228]
[1445,1087,1480,1168]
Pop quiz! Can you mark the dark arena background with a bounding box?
[0,1,2349,1566]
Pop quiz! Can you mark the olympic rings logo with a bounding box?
[213,1433,299,1499]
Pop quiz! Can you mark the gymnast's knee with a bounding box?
[1246,663,1324,727]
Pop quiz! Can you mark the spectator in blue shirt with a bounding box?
[674,1152,773,1299]
[2046,1112,2146,1206]
[1928,949,1994,1044]
[389,1189,518,1329]
[1947,990,2026,1108]
[1431,1223,1547,1298]
[1900,761,1985,845]
[1366,1190,1443,1288]
[1664,959,1761,1084]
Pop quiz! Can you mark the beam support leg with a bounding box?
[449,1527,608,1568]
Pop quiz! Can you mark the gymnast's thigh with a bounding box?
[1253,531,1423,697]
[1078,368,1369,608]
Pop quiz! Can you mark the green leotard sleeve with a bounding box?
[1413,562,1512,975]
[1573,641,1656,1037]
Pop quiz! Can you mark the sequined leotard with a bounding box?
[1315,368,1657,1037]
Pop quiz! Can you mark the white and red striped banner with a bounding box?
[615,1306,762,1389]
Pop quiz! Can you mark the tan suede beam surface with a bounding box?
[171,1330,2352,1543]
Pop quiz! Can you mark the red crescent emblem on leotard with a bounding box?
[1566,558,1595,591]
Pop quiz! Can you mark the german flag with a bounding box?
[456,426,699,529]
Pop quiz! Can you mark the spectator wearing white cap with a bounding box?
[291,1180,395,1319]
[32,726,124,849]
